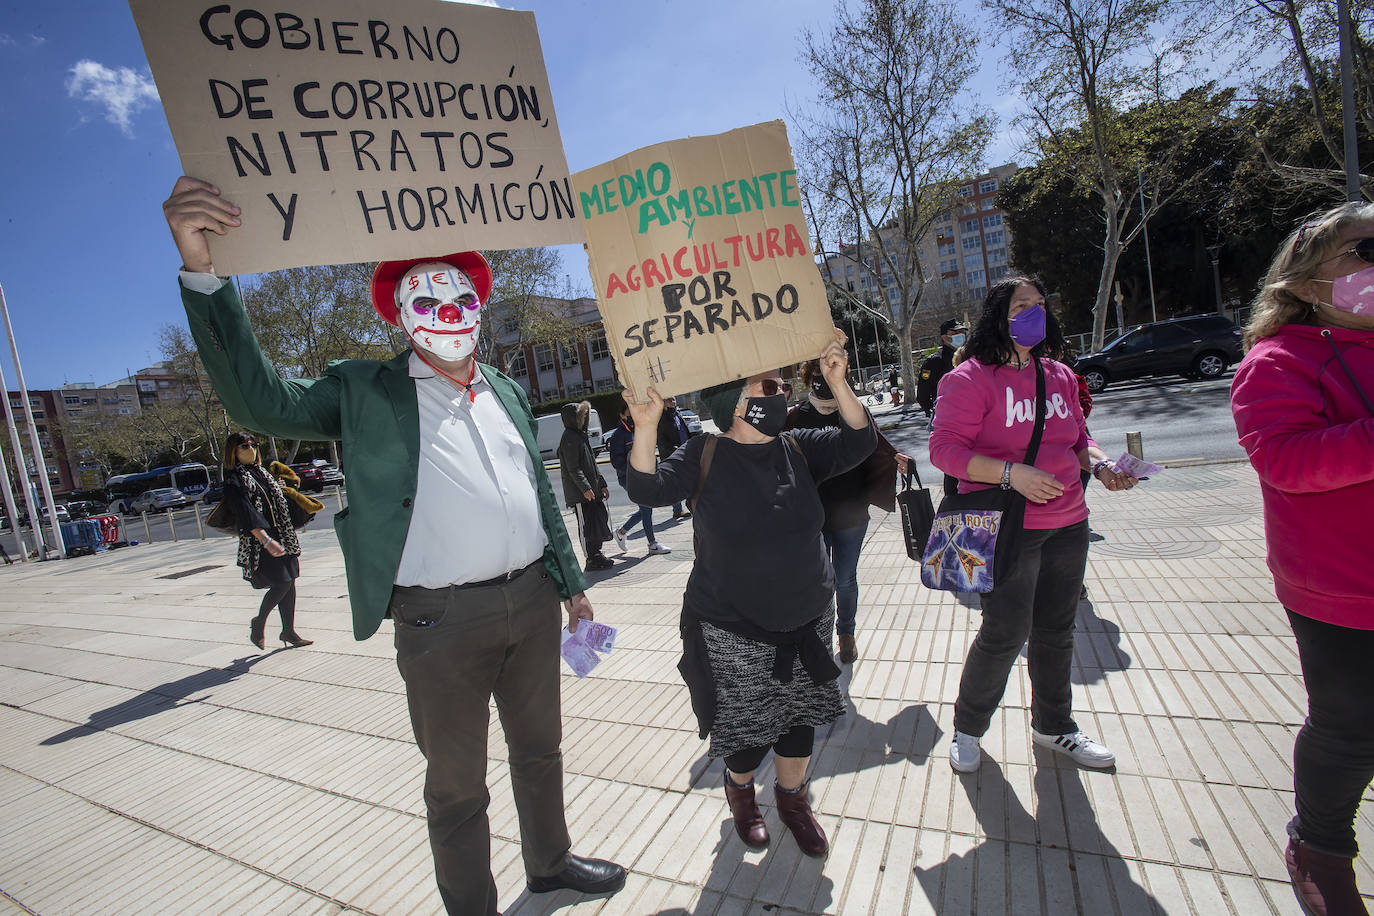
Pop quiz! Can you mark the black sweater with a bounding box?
[626,420,876,631]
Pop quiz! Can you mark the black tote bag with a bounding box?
[897,466,936,562]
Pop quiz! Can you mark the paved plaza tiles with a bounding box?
[1,461,1371,914]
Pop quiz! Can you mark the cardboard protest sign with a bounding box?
[575,121,834,399]
[129,0,584,275]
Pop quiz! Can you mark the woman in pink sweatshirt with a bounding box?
[929,275,1137,776]
[1231,202,1374,916]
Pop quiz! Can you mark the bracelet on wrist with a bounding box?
[999,460,1014,490]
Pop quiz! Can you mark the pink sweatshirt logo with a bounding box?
[1005,389,1070,427]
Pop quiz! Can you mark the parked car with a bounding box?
[1072,313,1244,394]
[200,482,225,505]
[535,411,603,460]
[9,504,71,527]
[65,500,105,520]
[288,463,326,492]
[678,409,704,436]
[130,488,189,513]
[310,459,345,486]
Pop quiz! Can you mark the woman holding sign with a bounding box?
[928,275,1134,776]
[624,329,875,858]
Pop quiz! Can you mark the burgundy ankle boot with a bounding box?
[723,774,768,848]
[1286,838,1370,916]
[774,780,828,858]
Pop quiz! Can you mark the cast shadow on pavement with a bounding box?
[684,667,943,792]
[41,651,285,744]
[1016,596,1133,685]
[914,756,1164,914]
[649,820,836,916]
[581,552,653,585]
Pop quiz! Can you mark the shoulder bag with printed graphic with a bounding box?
[920,357,1045,593]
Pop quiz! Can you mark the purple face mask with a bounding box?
[1008,304,1047,348]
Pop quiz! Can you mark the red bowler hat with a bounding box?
[370,251,493,327]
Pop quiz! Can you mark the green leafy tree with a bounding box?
[1198,0,1373,199]
[987,0,1220,349]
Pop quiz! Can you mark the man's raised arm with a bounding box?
[164,176,343,442]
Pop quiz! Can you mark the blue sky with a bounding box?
[0,0,1028,390]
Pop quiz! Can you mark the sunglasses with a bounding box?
[1329,238,1374,265]
[237,441,257,450]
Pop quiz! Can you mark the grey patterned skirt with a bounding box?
[700,607,846,759]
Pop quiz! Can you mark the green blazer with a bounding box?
[182,280,587,640]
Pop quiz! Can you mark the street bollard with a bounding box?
[336,487,345,511]
[1126,431,1143,459]
[141,512,152,543]
[168,509,178,542]
[193,502,205,539]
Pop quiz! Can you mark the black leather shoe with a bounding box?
[527,855,626,895]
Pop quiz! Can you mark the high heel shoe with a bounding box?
[249,619,265,650]
[281,632,314,648]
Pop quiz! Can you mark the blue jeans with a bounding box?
[619,505,656,545]
[822,520,868,636]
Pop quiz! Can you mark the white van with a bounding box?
[535,412,603,460]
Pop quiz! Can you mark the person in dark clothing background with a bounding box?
[558,401,614,571]
[657,396,694,519]
[606,400,671,557]
[916,318,968,415]
[786,360,906,664]
[221,430,313,650]
[625,329,876,859]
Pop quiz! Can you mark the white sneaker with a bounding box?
[949,731,981,773]
[647,542,672,555]
[614,529,628,552]
[1031,729,1116,768]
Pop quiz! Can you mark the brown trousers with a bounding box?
[390,563,571,916]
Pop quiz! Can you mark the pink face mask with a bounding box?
[1326,266,1374,316]
[398,262,483,360]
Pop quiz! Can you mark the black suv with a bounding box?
[1073,313,1243,393]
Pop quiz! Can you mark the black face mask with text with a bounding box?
[741,394,788,437]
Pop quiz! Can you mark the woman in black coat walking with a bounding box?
[222,431,312,650]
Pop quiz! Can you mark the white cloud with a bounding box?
[0,34,16,46]
[65,60,160,137]
[30,35,46,47]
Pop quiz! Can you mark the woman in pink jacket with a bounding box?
[1231,202,1374,916]
[930,275,1136,776]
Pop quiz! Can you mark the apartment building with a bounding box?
[487,295,620,405]
[3,389,73,497]
[819,163,1020,327]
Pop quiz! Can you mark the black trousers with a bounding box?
[1287,609,1374,858]
[954,521,1088,738]
[391,564,571,915]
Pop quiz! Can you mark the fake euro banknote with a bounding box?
[1114,453,1164,478]
[560,632,602,678]
[581,622,618,654]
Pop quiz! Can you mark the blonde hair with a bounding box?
[1245,202,1374,349]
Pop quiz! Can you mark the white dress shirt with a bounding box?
[394,353,548,588]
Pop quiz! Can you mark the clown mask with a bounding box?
[397,262,483,361]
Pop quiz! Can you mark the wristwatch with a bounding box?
[1091,459,1113,480]
[1000,461,1013,490]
